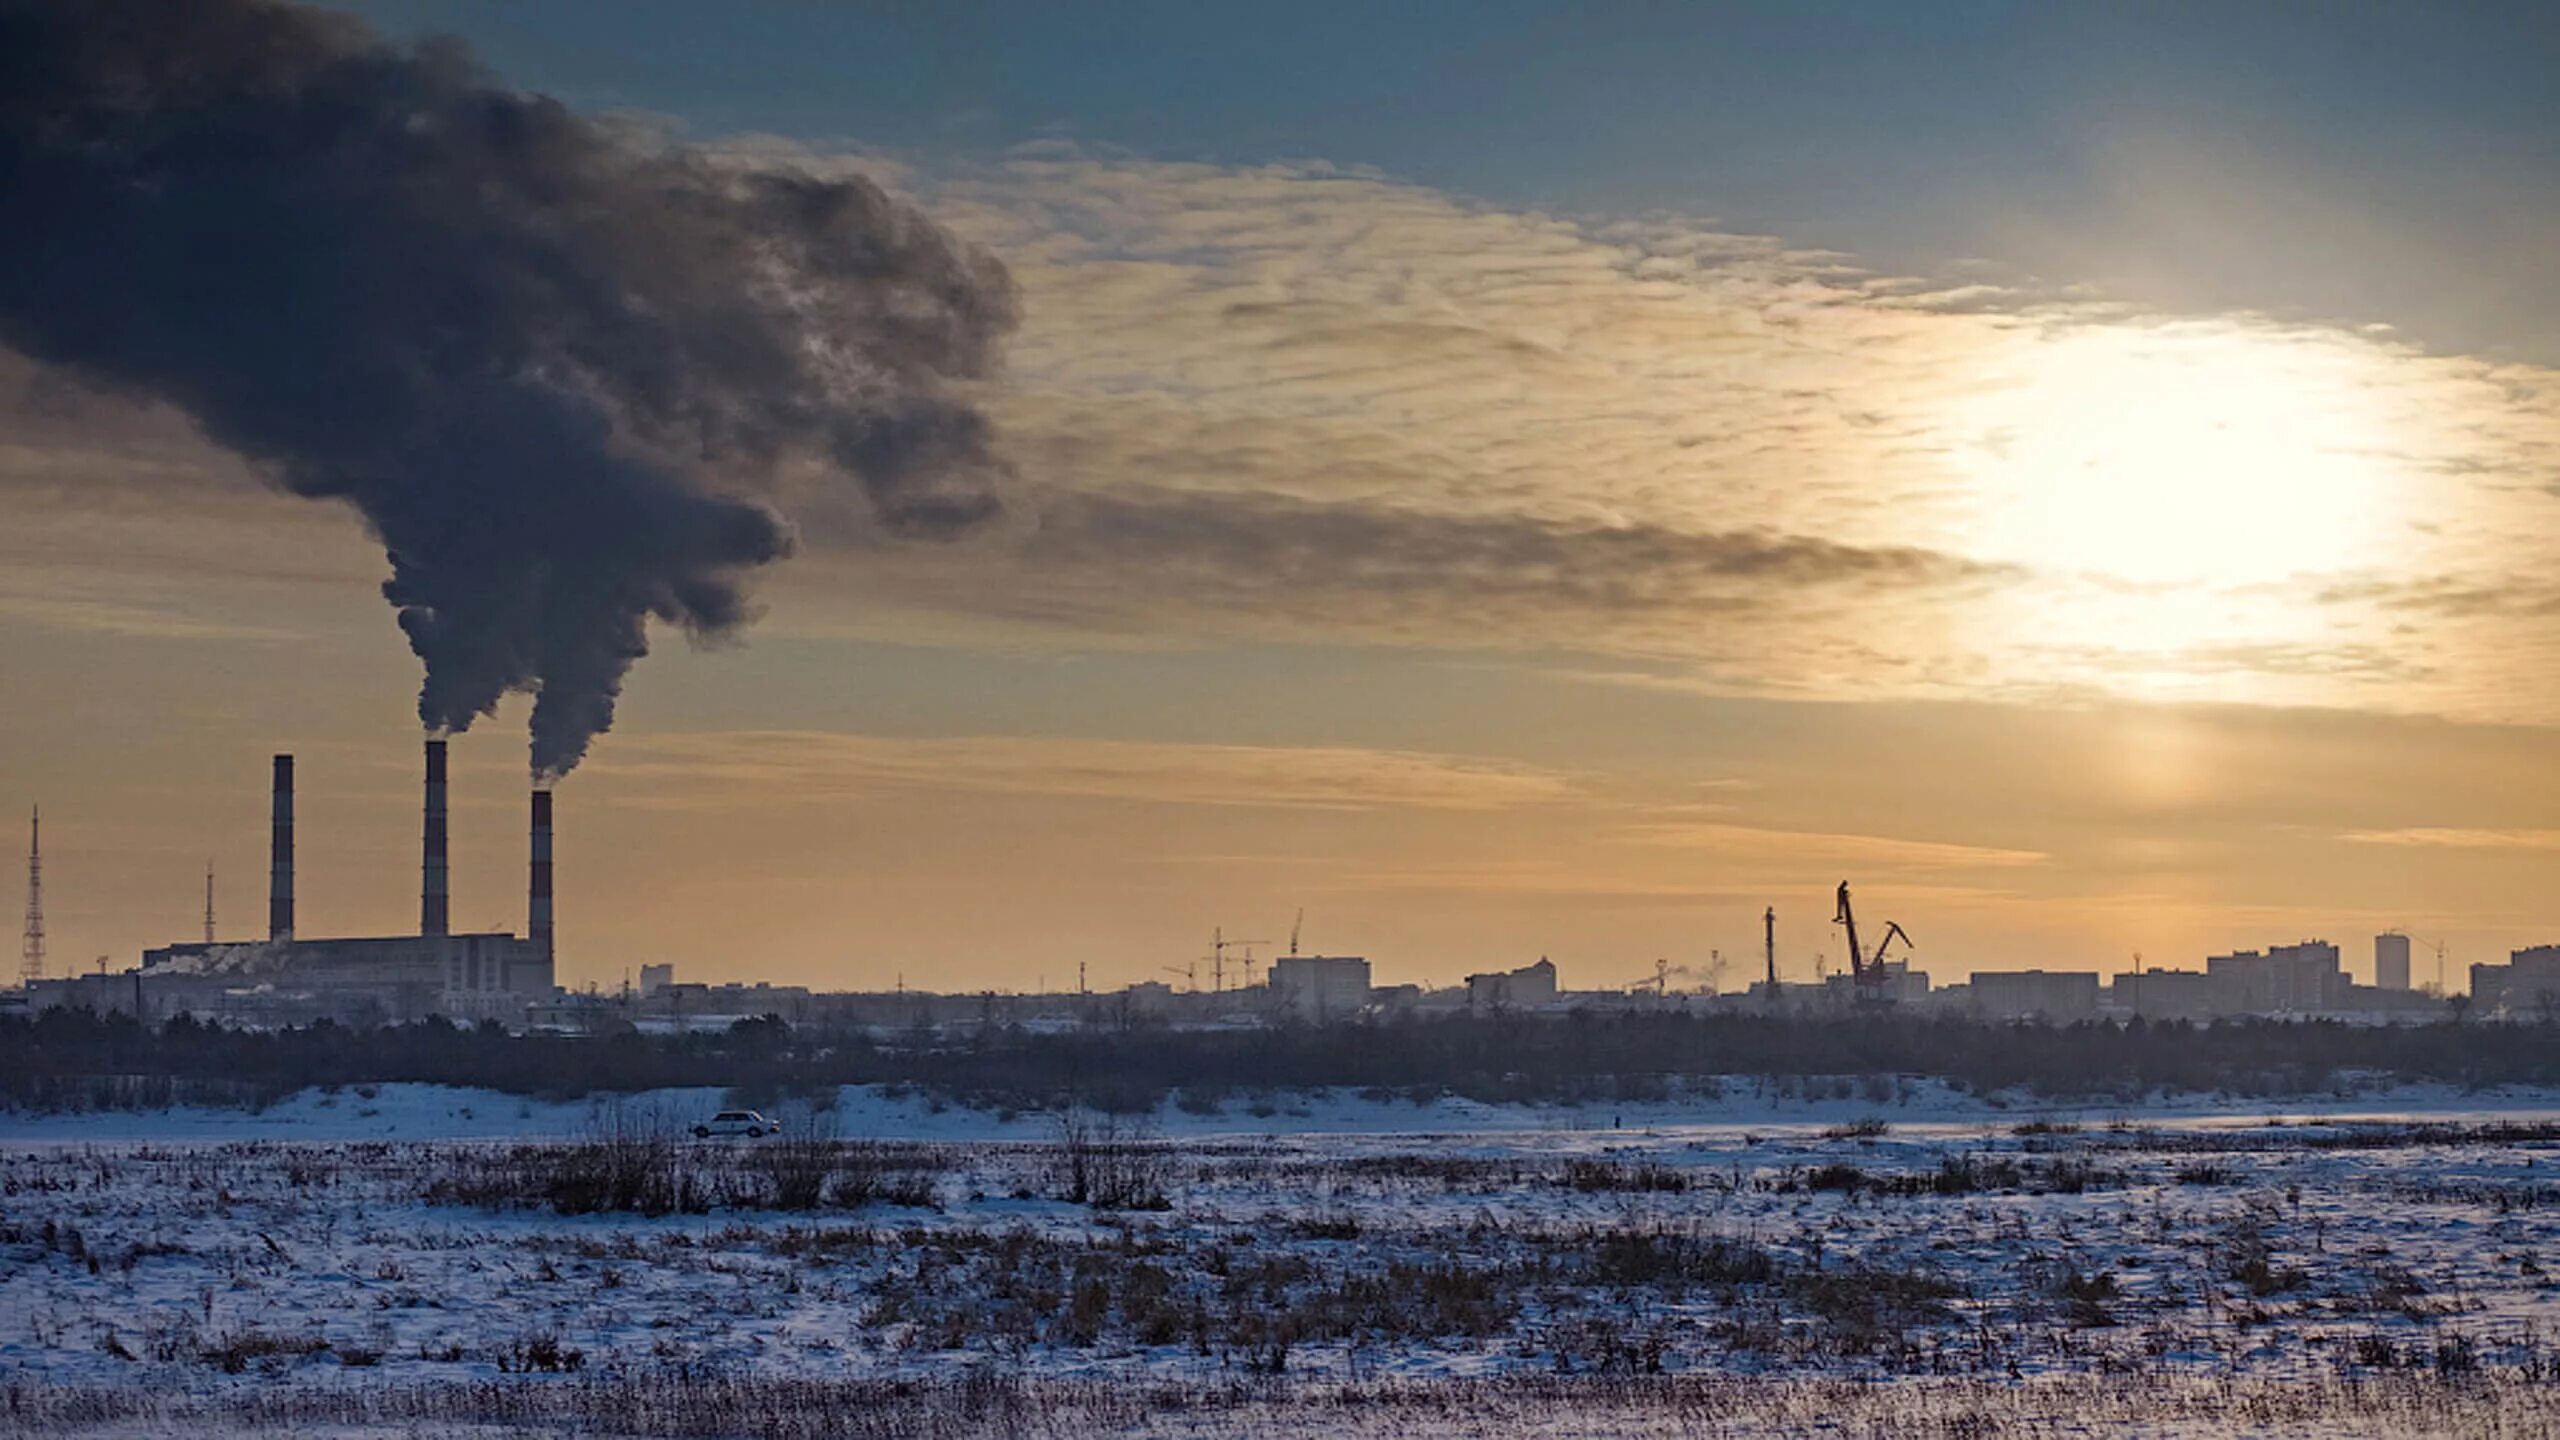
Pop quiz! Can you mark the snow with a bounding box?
[6,1075,2556,1145]
[4,1079,2558,1436]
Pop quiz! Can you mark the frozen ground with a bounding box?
[7,1074,2558,1144]
[4,1082,2558,1436]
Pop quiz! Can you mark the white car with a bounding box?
[692,1109,782,1138]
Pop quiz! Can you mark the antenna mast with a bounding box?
[204,861,216,945]
[21,807,44,988]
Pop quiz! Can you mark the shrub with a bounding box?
[1050,1109,1172,1210]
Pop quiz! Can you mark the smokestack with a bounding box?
[529,789,553,961]
[421,738,449,937]
[268,754,293,942]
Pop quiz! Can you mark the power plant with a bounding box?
[10,758,2556,1034]
[100,741,560,1028]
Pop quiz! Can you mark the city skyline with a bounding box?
[5,2,2559,993]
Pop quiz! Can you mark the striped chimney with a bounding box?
[528,788,553,960]
[268,754,294,941]
[421,738,449,937]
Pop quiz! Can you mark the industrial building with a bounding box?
[29,742,559,1028]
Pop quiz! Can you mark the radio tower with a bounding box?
[21,807,44,989]
[203,861,216,945]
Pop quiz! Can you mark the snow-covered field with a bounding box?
[5,1082,2558,1436]
[9,1074,2560,1144]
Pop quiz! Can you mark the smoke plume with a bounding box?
[0,0,1017,777]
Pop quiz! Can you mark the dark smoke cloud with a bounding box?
[0,0,1016,777]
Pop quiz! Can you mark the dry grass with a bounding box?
[10,1371,2560,1438]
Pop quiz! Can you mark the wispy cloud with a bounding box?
[851,145,2560,721]
[0,576,304,643]
[2340,827,2560,851]
[1614,821,2047,871]
[593,730,1576,813]
[9,142,2560,723]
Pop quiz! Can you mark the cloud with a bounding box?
[10,139,2560,724]
[835,147,2560,720]
[0,587,302,643]
[812,485,2012,660]
[591,729,1577,812]
[1613,821,2048,872]
[2339,828,2560,852]
[2318,577,2560,621]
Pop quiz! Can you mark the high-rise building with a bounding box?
[2375,932,2412,991]
[2208,941,2343,1012]
[1269,954,1371,1021]
[1968,969,2100,1021]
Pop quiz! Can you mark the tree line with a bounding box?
[3,1006,2555,1113]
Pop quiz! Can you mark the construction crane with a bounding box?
[1162,960,1198,992]
[1872,919,1915,968]
[1288,908,1304,956]
[1206,926,1273,994]
[2411,934,2453,994]
[1832,881,1913,996]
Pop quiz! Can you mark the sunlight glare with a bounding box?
[1960,325,2405,588]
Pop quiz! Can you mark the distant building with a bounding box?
[1370,982,1425,1012]
[1969,969,2100,1022]
[2208,942,2344,1013]
[525,991,628,1037]
[2474,945,2560,1017]
[2113,967,2223,1020]
[644,980,813,1028]
[1873,963,1931,1004]
[2374,933,2412,991]
[639,962,675,996]
[1747,979,1830,1008]
[1269,955,1371,1022]
[136,933,552,1026]
[1809,963,1931,1007]
[1466,957,1558,1009]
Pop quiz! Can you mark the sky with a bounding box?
[5,0,2558,996]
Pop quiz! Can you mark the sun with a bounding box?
[1958,323,2406,589]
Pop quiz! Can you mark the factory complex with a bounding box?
[9,740,2560,1035]
[22,742,556,1029]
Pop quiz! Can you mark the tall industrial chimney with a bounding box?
[268,754,294,941]
[421,739,449,937]
[528,788,553,960]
